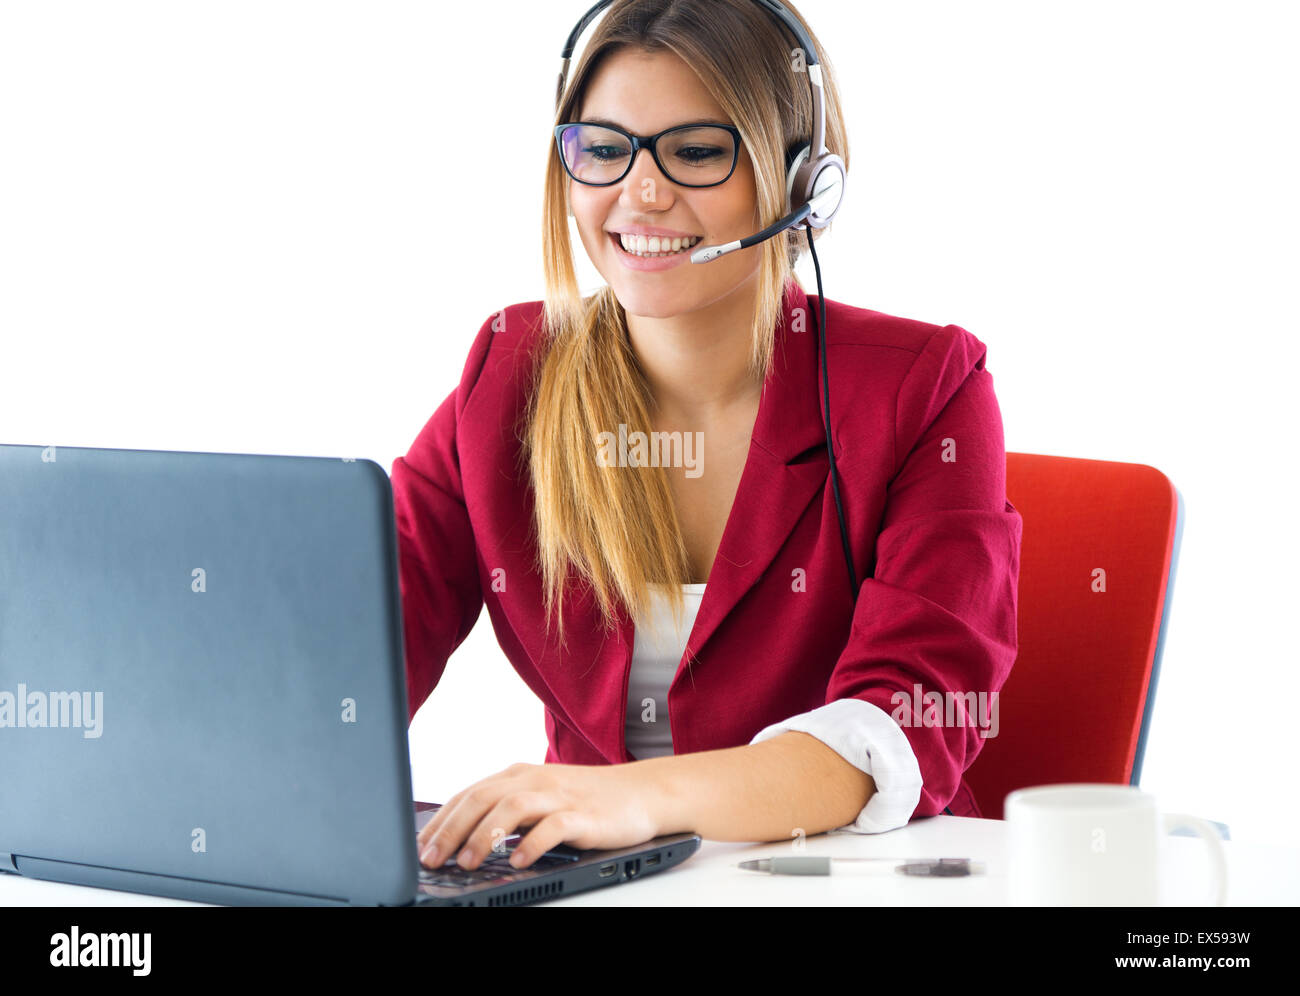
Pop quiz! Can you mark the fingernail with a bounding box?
[421,845,439,867]
[458,848,473,867]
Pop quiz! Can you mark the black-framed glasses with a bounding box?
[554,121,741,188]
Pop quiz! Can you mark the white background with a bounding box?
[2,1,1296,848]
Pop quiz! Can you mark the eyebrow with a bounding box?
[581,115,734,131]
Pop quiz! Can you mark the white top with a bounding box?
[627,584,924,834]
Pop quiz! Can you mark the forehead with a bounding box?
[577,47,732,133]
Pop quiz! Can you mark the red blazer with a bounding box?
[392,278,1021,820]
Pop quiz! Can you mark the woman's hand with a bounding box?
[417,761,667,871]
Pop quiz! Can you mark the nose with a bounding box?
[620,147,674,207]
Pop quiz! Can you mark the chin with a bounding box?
[609,279,697,319]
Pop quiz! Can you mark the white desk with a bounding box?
[1,816,1296,906]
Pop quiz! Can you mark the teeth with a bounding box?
[617,233,702,256]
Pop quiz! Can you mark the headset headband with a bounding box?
[555,0,828,174]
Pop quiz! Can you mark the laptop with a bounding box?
[0,441,700,906]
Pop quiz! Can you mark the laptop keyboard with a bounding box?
[417,844,582,888]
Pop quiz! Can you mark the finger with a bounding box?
[417,808,451,854]
[417,788,467,849]
[416,808,445,849]
[417,762,526,853]
[417,764,535,867]
[418,791,491,869]
[416,778,490,862]
[458,792,558,870]
[509,811,588,870]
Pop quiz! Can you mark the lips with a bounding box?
[606,231,697,271]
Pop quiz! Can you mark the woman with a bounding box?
[400,0,1022,873]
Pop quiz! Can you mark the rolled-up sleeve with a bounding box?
[749,697,923,832]
[820,324,1022,820]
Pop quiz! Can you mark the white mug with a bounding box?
[1005,784,1227,906]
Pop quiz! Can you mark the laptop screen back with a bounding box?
[0,443,418,905]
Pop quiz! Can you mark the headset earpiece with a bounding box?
[790,150,846,230]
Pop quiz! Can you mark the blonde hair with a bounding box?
[525,0,850,646]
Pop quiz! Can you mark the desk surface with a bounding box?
[2,816,1296,906]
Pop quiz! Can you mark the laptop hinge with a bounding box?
[0,852,19,874]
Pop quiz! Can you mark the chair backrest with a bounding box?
[962,452,1184,820]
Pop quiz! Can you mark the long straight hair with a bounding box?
[526,0,850,646]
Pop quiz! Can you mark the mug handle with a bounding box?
[1162,812,1228,906]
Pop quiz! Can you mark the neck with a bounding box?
[624,273,764,424]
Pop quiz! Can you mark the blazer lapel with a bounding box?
[513,280,834,763]
[680,280,831,666]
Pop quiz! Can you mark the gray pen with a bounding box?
[738,856,985,876]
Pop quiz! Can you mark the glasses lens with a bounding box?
[559,124,633,184]
[559,124,736,186]
[656,126,736,185]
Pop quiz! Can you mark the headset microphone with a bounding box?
[689,182,841,263]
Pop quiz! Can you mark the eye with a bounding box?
[673,145,725,165]
[584,144,629,163]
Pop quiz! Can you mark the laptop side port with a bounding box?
[645,853,660,867]
[598,862,617,878]
[624,858,641,879]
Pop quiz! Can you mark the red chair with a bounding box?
[962,453,1184,821]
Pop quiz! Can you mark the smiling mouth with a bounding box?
[609,232,704,258]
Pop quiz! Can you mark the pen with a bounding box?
[737,856,985,876]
